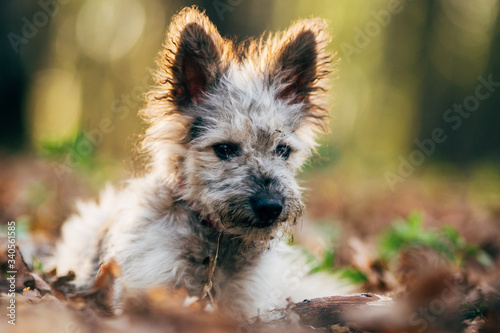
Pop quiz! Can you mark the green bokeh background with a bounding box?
[1,0,499,205]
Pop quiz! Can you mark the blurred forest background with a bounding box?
[1,0,499,260]
[1,1,500,331]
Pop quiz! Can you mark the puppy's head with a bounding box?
[141,7,332,241]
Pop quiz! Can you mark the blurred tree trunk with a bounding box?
[413,0,500,166]
[0,2,29,151]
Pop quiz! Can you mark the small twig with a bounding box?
[202,230,224,307]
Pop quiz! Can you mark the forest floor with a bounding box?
[1,153,499,332]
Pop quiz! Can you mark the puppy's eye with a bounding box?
[275,145,291,160]
[213,143,239,160]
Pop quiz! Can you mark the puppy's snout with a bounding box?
[250,196,283,227]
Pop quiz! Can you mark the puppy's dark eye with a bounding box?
[275,145,291,160]
[213,143,239,160]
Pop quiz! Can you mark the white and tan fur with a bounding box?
[52,7,338,319]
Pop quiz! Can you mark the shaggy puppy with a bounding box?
[52,6,335,319]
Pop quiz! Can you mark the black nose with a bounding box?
[250,196,283,226]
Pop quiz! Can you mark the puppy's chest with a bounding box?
[179,232,261,296]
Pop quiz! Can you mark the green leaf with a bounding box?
[338,268,368,284]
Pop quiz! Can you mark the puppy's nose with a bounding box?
[250,196,283,225]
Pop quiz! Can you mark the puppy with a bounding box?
[52,6,335,319]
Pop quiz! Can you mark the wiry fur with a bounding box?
[51,7,338,319]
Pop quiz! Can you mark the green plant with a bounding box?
[378,212,493,268]
[40,131,97,170]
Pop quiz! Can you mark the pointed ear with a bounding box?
[161,7,226,105]
[272,20,331,105]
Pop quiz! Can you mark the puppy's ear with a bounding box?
[161,7,226,105]
[272,19,331,105]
